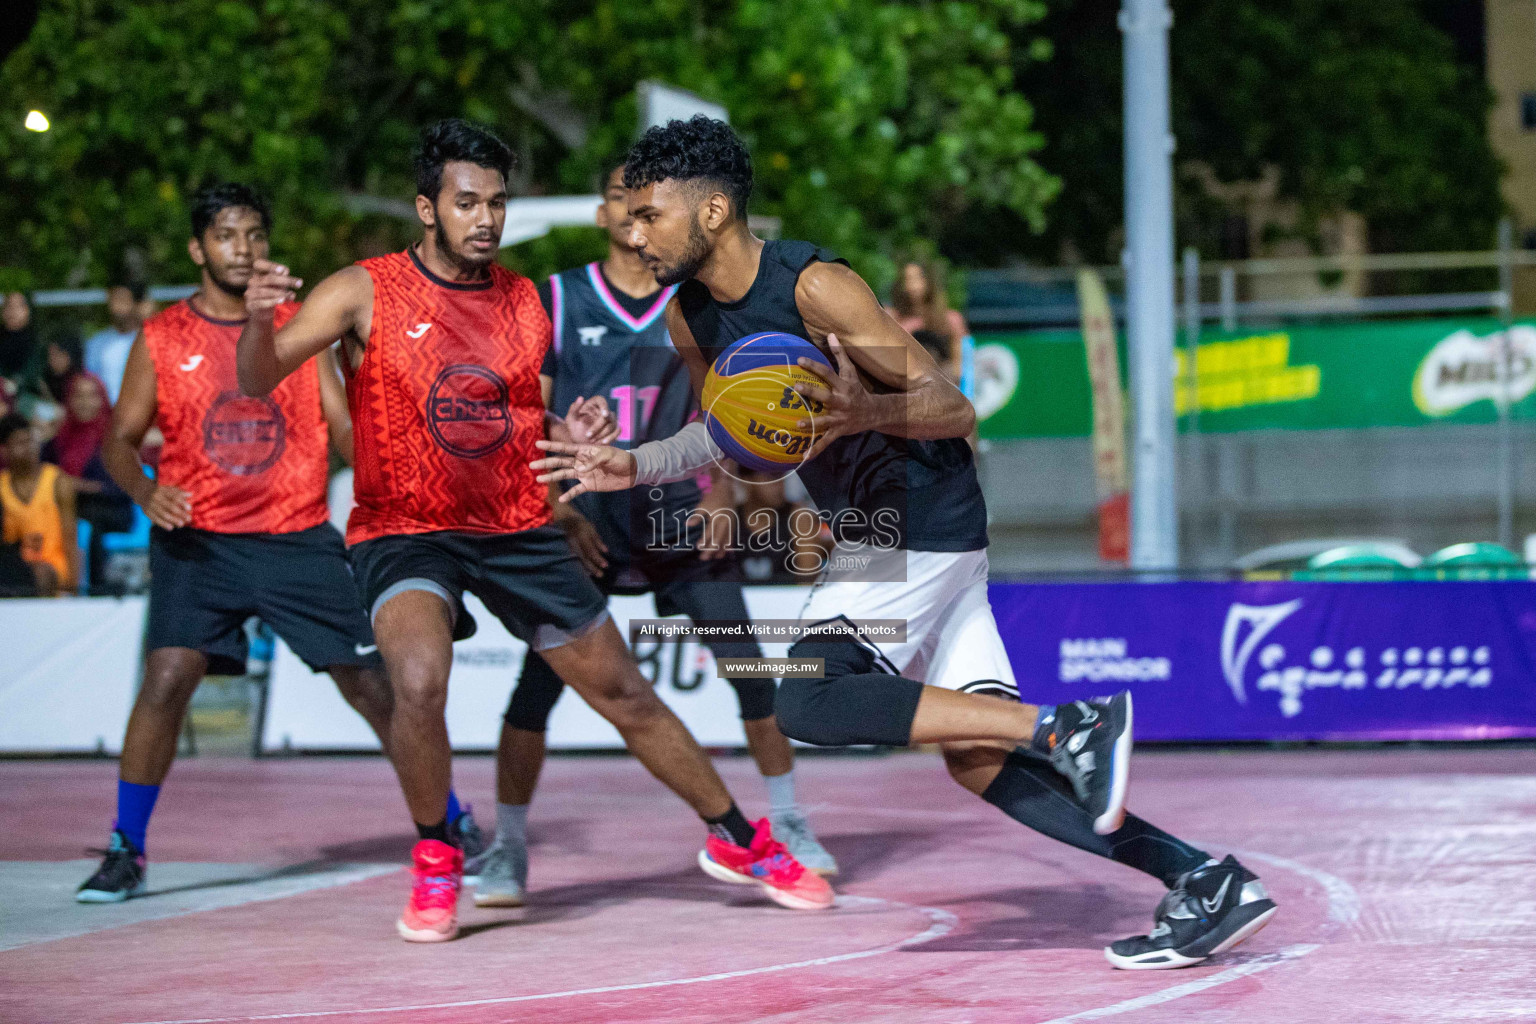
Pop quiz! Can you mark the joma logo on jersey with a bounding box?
[746,418,811,457]
[202,392,286,476]
[427,364,512,458]
[578,326,608,346]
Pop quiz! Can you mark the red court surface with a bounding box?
[3,747,1534,1023]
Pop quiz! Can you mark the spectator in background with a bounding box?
[1,291,37,389]
[911,329,956,382]
[37,323,85,406]
[43,372,131,588]
[85,282,146,404]
[888,259,976,401]
[1,412,79,596]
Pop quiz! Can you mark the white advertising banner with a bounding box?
[260,587,809,752]
[0,596,146,753]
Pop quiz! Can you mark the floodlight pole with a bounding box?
[1121,0,1179,571]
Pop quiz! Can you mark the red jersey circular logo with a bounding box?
[427,363,512,458]
[202,391,287,476]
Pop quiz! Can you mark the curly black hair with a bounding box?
[414,118,516,202]
[624,116,752,220]
[0,412,31,446]
[190,183,272,239]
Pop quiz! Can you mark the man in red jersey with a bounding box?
[238,120,832,943]
[77,184,402,903]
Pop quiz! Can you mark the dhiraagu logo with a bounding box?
[1413,326,1536,417]
[1175,333,1321,415]
[972,343,1019,421]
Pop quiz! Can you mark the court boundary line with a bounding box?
[106,796,1362,1024]
[1,862,400,953]
[809,805,1361,1021]
[1033,944,1322,1024]
[120,895,958,1024]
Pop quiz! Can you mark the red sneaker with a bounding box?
[698,818,835,911]
[396,839,463,942]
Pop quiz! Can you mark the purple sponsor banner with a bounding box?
[988,580,1536,742]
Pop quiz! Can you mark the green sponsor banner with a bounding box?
[972,317,1536,440]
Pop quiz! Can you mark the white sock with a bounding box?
[496,802,529,848]
[764,770,799,816]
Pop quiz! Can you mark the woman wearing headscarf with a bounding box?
[43,371,132,590]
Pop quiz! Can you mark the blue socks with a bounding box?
[115,780,160,854]
[112,783,464,855]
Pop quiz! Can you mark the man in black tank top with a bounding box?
[534,116,1277,971]
[470,166,836,906]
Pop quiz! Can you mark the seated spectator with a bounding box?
[43,372,131,588]
[0,291,36,388]
[37,322,85,406]
[888,259,975,400]
[84,282,145,405]
[911,329,956,382]
[1,412,79,596]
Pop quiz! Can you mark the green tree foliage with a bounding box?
[0,0,1057,291]
[953,0,1504,265]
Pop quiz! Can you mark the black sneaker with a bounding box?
[1047,692,1133,835]
[1106,855,1278,970]
[450,807,489,879]
[76,829,147,903]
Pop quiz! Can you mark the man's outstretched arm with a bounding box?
[238,260,371,396]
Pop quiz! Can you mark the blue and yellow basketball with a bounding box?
[701,332,832,473]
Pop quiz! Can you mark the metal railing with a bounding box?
[969,227,1536,329]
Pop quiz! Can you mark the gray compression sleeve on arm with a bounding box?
[630,421,724,486]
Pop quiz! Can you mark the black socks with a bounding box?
[981,750,1209,887]
[416,818,451,844]
[703,803,756,847]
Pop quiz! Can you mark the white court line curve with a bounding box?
[811,804,1362,1021]
[1034,944,1322,1024]
[120,894,958,1024]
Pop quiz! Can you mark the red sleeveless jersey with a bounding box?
[145,300,329,535]
[345,249,552,545]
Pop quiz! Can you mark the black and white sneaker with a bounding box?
[76,829,147,903]
[451,807,490,882]
[1047,692,1133,835]
[1106,855,1278,970]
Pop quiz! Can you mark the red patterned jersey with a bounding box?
[345,248,552,545]
[145,300,329,535]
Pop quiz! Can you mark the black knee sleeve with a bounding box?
[702,636,776,721]
[775,634,922,746]
[503,650,566,732]
[727,677,777,721]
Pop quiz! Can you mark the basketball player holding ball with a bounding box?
[238,120,831,943]
[470,164,834,908]
[535,116,1279,971]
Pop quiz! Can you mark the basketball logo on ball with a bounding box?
[701,332,832,475]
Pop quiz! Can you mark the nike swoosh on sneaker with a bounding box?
[179,355,205,371]
[355,643,378,656]
[1202,874,1232,914]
